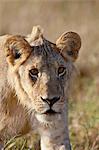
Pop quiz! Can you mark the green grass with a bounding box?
[69,78,99,150]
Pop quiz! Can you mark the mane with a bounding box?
[27,25,44,46]
[31,25,43,40]
[27,25,57,58]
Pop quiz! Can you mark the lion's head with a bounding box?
[4,26,81,123]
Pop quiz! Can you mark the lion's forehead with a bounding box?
[26,40,67,70]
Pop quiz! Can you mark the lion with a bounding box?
[0,26,81,150]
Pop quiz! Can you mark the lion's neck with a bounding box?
[37,109,71,150]
[39,119,71,150]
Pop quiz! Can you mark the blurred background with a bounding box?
[0,0,99,150]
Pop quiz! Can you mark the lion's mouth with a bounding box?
[43,109,60,115]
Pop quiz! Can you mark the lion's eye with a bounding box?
[29,68,39,80]
[58,67,66,77]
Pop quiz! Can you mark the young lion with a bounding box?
[0,26,81,150]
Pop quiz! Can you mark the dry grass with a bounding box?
[69,76,99,150]
[0,0,99,149]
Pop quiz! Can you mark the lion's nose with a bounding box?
[41,97,60,107]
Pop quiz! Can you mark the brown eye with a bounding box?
[29,68,39,80]
[58,66,66,77]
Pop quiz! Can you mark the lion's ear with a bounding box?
[4,35,31,71]
[56,32,81,62]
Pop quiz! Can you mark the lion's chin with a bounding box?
[35,113,61,124]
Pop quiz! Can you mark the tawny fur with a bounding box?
[0,26,81,150]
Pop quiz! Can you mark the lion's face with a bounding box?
[18,45,73,122]
[4,27,81,123]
